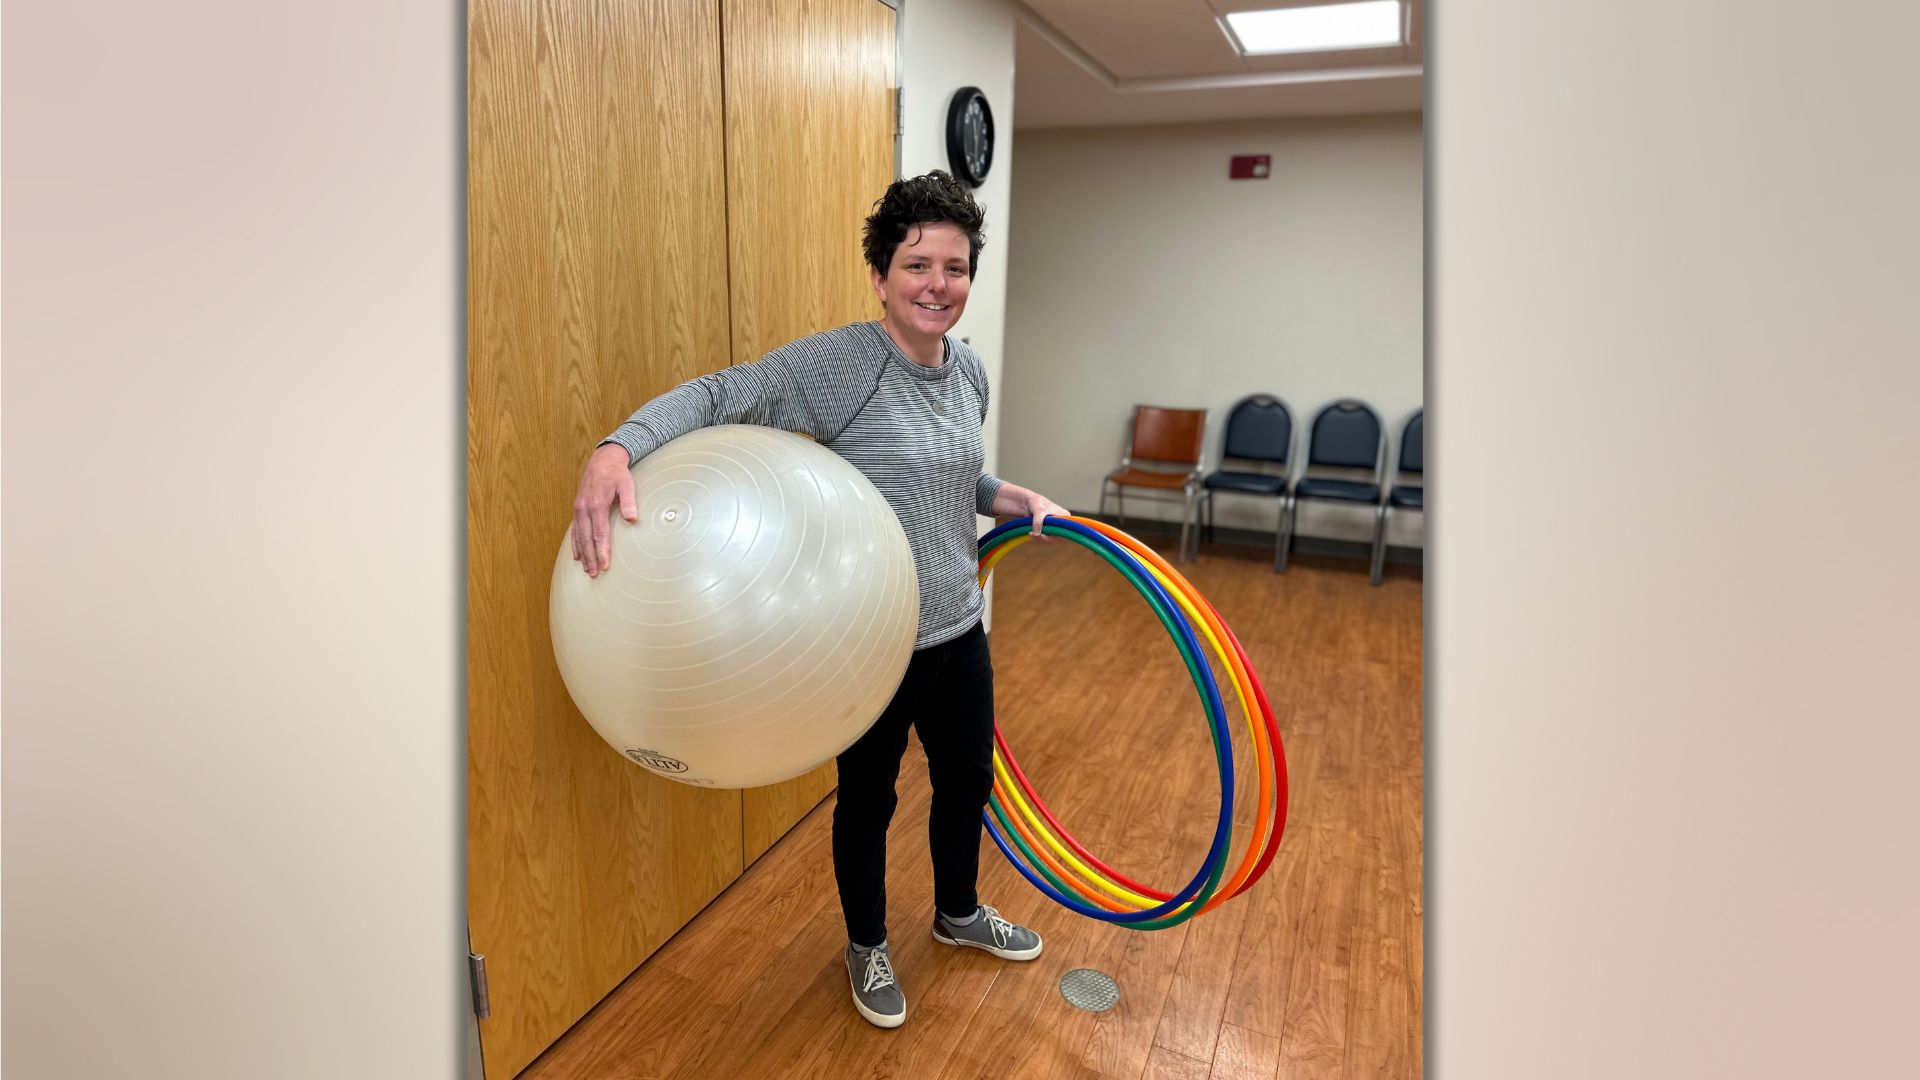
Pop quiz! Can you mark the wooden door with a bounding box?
[466,1,740,1076]
[722,0,899,865]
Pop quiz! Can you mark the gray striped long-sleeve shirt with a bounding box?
[602,321,1006,650]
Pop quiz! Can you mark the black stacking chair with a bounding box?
[1377,409,1423,582]
[1282,399,1388,584]
[1197,395,1294,568]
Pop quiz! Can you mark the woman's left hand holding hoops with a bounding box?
[993,483,1069,542]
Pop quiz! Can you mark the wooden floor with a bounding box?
[515,534,1423,1080]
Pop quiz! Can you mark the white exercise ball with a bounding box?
[549,425,919,789]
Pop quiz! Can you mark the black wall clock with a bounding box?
[945,86,994,187]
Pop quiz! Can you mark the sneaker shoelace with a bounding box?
[980,905,1014,949]
[861,947,896,993]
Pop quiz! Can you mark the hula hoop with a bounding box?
[977,515,1290,929]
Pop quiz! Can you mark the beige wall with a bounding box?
[1000,113,1424,546]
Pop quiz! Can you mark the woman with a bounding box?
[569,171,1066,1030]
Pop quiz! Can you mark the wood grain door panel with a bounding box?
[467,0,739,1075]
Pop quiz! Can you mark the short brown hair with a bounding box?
[862,171,987,278]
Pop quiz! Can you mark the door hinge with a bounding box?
[469,952,491,1019]
[893,87,904,138]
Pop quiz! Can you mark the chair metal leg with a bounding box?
[1274,491,1290,568]
[1098,482,1108,519]
[1276,494,1295,573]
[1369,502,1388,586]
[1203,491,1214,543]
[1179,486,1196,563]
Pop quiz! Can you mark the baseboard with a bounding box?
[1048,511,1426,567]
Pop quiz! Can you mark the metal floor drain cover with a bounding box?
[1059,967,1121,1012]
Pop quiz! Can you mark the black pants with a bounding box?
[833,621,995,948]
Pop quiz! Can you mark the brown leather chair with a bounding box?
[1097,405,1208,561]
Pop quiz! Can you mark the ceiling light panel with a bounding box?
[1222,1,1405,56]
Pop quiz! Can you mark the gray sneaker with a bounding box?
[845,942,906,1028]
[932,904,1043,961]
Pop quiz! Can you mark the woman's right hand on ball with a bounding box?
[572,443,638,577]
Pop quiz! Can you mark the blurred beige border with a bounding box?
[3,1,465,1076]
[1430,1,1919,1076]
[4,1,1917,1077]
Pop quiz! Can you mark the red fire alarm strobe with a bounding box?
[1230,155,1271,180]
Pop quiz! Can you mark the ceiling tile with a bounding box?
[1028,0,1215,30]
[1012,0,1425,128]
[1069,18,1250,78]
